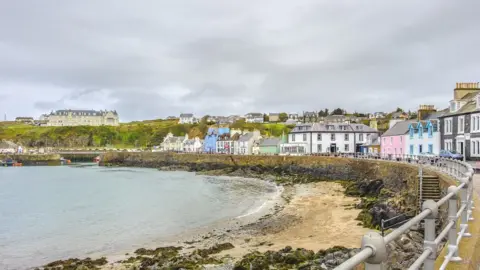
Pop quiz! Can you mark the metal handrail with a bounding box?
[331,153,474,270]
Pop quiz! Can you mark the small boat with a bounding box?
[60,157,71,165]
[5,158,14,167]
[13,162,22,167]
[93,156,101,163]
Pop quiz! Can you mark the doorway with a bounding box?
[330,143,337,153]
[458,142,464,155]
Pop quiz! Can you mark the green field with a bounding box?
[0,120,294,149]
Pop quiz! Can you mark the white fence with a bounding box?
[326,153,475,270]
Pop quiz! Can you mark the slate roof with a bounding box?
[180,113,194,117]
[217,133,241,141]
[291,123,378,133]
[259,137,281,146]
[269,113,280,116]
[440,91,480,117]
[238,133,254,142]
[50,109,118,116]
[424,109,448,120]
[381,120,417,137]
[246,113,263,118]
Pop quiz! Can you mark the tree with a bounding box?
[324,108,329,116]
[331,108,345,115]
[188,126,204,138]
[263,114,269,122]
[279,112,288,122]
[396,107,404,113]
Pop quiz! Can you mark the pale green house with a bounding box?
[259,134,288,155]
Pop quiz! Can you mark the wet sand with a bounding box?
[102,181,368,269]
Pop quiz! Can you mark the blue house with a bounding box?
[204,127,230,153]
[406,120,440,155]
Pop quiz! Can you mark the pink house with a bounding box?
[380,121,415,156]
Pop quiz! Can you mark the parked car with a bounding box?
[439,150,464,160]
[418,152,439,164]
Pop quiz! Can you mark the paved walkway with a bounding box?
[474,173,480,197]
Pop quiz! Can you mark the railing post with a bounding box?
[468,174,475,220]
[447,185,462,262]
[460,177,472,237]
[362,231,387,270]
[422,200,439,270]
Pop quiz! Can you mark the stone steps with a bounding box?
[417,175,440,210]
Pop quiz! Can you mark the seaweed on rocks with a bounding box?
[43,257,108,270]
[233,246,359,270]
[193,242,235,257]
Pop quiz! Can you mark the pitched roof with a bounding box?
[381,120,417,137]
[246,113,263,117]
[424,109,448,120]
[238,133,254,142]
[259,137,281,146]
[291,123,377,133]
[180,113,193,117]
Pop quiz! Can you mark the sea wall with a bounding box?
[0,154,61,166]
[101,152,418,189]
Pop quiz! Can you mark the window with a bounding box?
[419,126,423,138]
[317,144,322,152]
[444,139,453,151]
[428,125,433,138]
[428,144,433,153]
[472,139,480,157]
[292,134,296,142]
[303,134,307,141]
[458,116,465,134]
[409,145,414,155]
[419,144,423,153]
[345,144,349,152]
[317,134,322,141]
[400,136,402,142]
[331,134,335,141]
[444,118,453,134]
[409,127,414,138]
[344,134,349,141]
[390,137,393,144]
[450,101,457,112]
[359,134,364,141]
[472,114,480,132]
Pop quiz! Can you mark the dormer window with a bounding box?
[450,100,457,112]
[409,127,414,138]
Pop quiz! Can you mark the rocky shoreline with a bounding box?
[39,157,426,270]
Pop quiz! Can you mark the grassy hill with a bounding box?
[0,120,294,149]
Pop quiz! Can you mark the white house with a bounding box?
[0,140,18,154]
[280,123,379,154]
[245,113,264,123]
[183,137,204,153]
[406,120,440,155]
[238,130,262,155]
[161,133,188,151]
[216,133,241,154]
[179,113,198,124]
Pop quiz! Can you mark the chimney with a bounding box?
[417,105,436,121]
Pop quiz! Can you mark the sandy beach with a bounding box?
[101,181,368,269]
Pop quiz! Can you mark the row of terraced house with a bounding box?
[158,82,480,159]
[379,82,480,160]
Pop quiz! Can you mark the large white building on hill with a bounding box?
[42,109,119,126]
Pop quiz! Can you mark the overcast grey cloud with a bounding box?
[1,0,480,121]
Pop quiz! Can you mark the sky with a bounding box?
[1,1,480,122]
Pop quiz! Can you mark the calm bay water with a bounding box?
[0,165,276,269]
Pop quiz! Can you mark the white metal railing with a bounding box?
[325,152,475,270]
